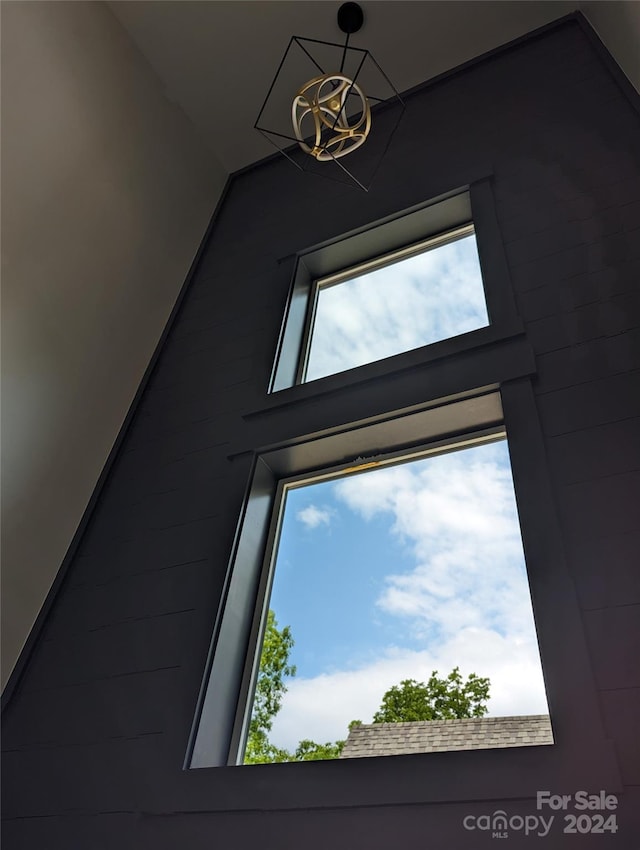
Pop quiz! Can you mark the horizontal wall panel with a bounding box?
[536,370,640,435]
[583,605,640,691]
[567,529,640,610]
[600,687,640,786]
[546,416,640,485]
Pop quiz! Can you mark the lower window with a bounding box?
[188,393,553,768]
[243,434,550,763]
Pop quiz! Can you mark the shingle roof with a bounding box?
[339,715,553,759]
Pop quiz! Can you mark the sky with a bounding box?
[304,232,489,382]
[256,440,549,753]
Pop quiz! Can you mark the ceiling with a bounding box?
[108,1,640,175]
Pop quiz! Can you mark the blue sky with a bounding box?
[270,477,419,676]
[305,232,489,382]
[259,440,549,751]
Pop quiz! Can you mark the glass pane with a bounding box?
[244,439,550,764]
[304,233,489,383]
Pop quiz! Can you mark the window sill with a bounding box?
[234,325,532,458]
[245,321,527,421]
[182,736,620,812]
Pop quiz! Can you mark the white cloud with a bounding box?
[296,504,333,530]
[334,443,536,643]
[305,235,488,382]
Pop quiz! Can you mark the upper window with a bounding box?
[269,188,505,393]
[302,226,488,383]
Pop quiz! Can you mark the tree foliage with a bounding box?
[244,610,345,764]
[372,668,490,723]
[292,739,345,761]
[244,731,291,765]
[249,609,296,739]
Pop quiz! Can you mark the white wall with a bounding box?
[1,1,227,688]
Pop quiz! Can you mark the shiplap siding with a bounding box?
[3,17,640,849]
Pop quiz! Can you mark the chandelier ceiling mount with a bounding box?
[254,2,404,191]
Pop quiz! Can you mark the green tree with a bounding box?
[293,738,345,761]
[244,610,345,764]
[244,610,296,765]
[244,731,291,764]
[249,610,296,737]
[372,667,490,723]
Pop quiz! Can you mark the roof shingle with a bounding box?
[339,715,553,759]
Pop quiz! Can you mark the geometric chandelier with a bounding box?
[254,3,405,191]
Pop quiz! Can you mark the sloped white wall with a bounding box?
[1,0,226,688]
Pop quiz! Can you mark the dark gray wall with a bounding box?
[3,16,640,849]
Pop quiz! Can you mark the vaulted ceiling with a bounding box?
[109,0,640,173]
